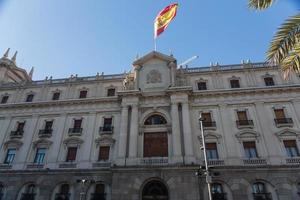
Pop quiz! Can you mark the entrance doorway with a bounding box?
[142,180,168,200]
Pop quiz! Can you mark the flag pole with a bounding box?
[154,38,157,51]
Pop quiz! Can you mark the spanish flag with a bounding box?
[154,3,178,38]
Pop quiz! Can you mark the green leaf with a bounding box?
[248,0,275,10]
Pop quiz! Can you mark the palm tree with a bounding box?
[248,0,300,79]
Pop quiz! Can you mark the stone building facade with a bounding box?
[0,50,300,200]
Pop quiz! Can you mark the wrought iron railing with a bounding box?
[38,129,53,137]
[253,193,272,200]
[90,193,106,200]
[243,159,267,165]
[68,128,83,134]
[10,130,24,137]
[99,126,114,133]
[274,118,293,124]
[212,193,227,200]
[236,120,254,126]
[202,121,216,128]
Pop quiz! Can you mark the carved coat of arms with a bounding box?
[147,70,162,84]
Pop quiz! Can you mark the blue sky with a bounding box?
[0,0,299,80]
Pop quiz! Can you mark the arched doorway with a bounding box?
[142,180,168,200]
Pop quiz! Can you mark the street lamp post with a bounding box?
[77,179,94,200]
[199,114,212,200]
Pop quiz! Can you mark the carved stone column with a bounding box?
[171,102,183,163]
[181,101,195,163]
[117,105,129,164]
[128,104,139,159]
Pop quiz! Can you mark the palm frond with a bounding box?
[248,0,275,10]
[280,42,300,79]
[267,14,300,66]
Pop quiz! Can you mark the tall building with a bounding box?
[0,49,300,200]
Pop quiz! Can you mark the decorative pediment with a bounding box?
[198,131,222,143]
[95,135,115,146]
[235,130,260,142]
[32,138,53,148]
[63,137,84,147]
[133,51,176,67]
[4,139,23,149]
[274,128,300,141]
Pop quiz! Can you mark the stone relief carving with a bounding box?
[146,70,162,84]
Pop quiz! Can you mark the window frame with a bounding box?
[205,143,219,160]
[79,90,88,99]
[243,141,259,159]
[1,95,9,104]
[4,148,16,164]
[25,94,34,102]
[52,92,60,100]
[66,147,78,162]
[283,140,300,157]
[230,79,240,88]
[107,88,116,97]
[33,148,47,164]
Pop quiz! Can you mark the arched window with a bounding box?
[211,183,226,200]
[252,182,272,200]
[92,183,106,200]
[144,115,167,125]
[20,184,36,200]
[55,184,70,200]
[142,180,168,200]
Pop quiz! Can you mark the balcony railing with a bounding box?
[286,157,300,164]
[38,129,53,137]
[90,193,106,200]
[207,159,225,166]
[68,128,83,135]
[274,118,293,126]
[10,130,24,138]
[99,126,114,134]
[212,193,227,200]
[236,120,254,127]
[140,157,168,165]
[202,121,216,128]
[253,192,272,200]
[55,193,70,200]
[20,193,36,200]
[243,158,267,165]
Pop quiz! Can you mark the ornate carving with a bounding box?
[147,70,162,84]
[123,73,135,90]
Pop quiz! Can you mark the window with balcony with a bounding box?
[33,148,46,164]
[201,112,216,128]
[1,95,8,104]
[21,184,36,200]
[52,92,60,100]
[91,183,106,200]
[11,122,25,137]
[69,119,83,133]
[107,88,115,97]
[283,140,299,157]
[243,141,258,159]
[206,143,219,160]
[264,77,275,86]
[66,147,77,162]
[274,108,293,125]
[252,182,272,200]
[230,79,240,88]
[26,94,34,102]
[197,82,207,90]
[39,121,53,136]
[4,148,16,164]
[55,184,70,200]
[236,111,253,126]
[144,115,167,125]
[100,118,113,132]
[211,183,227,200]
[98,146,110,161]
[79,90,87,99]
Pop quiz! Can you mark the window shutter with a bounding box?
[74,119,82,129]
[202,113,212,122]
[237,111,248,121]
[66,147,77,161]
[206,143,217,150]
[243,141,256,148]
[274,109,285,119]
[283,140,297,148]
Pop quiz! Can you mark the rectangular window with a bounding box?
[17,122,25,132]
[264,77,275,86]
[45,121,53,130]
[197,82,207,90]
[230,79,240,88]
[34,148,46,164]
[4,148,16,164]
[74,119,82,129]
[66,147,77,162]
[202,113,212,122]
[98,146,110,161]
[243,141,258,158]
[237,111,248,121]
[1,96,9,104]
[52,92,60,100]
[144,132,168,157]
[26,94,34,102]
[79,90,87,98]
[206,143,219,160]
[284,140,300,157]
[107,88,115,97]
[274,109,285,119]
